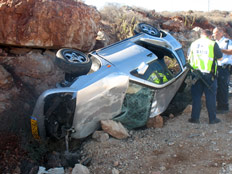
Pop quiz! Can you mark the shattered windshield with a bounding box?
[113,82,154,129]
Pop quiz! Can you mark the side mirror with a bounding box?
[137,62,148,75]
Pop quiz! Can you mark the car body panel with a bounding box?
[71,72,129,138]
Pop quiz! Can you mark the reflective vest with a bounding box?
[189,37,216,74]
[147,71,168,84]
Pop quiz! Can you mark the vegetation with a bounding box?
[100,4,156,41]
[99,4,232,40]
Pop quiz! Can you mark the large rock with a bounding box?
[0,0,100,52]
[4,49,64,95]
[0,65,14,90]
[101,120,130,139]
[0,64,18,113]
[0,87,19,114]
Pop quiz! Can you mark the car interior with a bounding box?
[131,40,181,84]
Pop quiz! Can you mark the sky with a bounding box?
[84,0,232,12]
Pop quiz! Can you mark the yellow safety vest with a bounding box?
[189,37,216,74]
[147,71,168,84]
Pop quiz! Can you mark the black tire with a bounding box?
[134,23,160,37]
[55,48,92,76]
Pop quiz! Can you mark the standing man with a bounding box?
[188,29,222,124]
[213,27,232,114]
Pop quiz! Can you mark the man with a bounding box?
[147,70,169,84]
[212,27,232,114]
[188,29,222,124]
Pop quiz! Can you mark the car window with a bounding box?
[133,41,182,84]
[163,55,181,77]
[131,55,181,85]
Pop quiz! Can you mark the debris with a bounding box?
[71,164,90,174]
[112,168,120,174]
[182,104,192,114]
[92,131,109,142]
[38,166,65,174]
[146,115,163,128]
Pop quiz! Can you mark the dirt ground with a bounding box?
[81,96,232,174]
[1,91,232,174]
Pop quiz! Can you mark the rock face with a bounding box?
[1,49,64,95]
[0,0,100,52]
[0,65,14,90]
[162,18,186,32]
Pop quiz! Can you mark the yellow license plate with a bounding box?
[30,116,40,140]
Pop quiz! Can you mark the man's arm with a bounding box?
[214,42,223,60]
[221,39,232,55]
[221,49,232,55]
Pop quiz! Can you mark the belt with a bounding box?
[218,65,230,69]
[201,72,210,75]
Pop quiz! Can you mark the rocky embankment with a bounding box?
[0,0,100,132]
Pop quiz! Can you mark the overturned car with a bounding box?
[31,23,188,140]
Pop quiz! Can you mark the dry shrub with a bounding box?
[100,4,155,40]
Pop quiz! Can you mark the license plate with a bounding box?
[30,116,40,140]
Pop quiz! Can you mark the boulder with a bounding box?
[0,0,100,52]
[0,87,18,114]
[4,49,64,95]
[0,65,14,90]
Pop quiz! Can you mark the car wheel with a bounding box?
[55,48,92,76]
[134,23,160,37]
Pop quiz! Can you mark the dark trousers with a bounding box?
[191,74,217,122]
[217,66,230,110]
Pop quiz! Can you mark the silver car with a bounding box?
[31,23,188,140]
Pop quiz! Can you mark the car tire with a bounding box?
[55,48,92,76]
[134,23,160,37]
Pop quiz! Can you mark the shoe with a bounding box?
[188,118,200,124]
[216,109,229,114]
[209,118,221,124]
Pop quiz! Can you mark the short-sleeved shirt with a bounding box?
[216,36,232,66]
